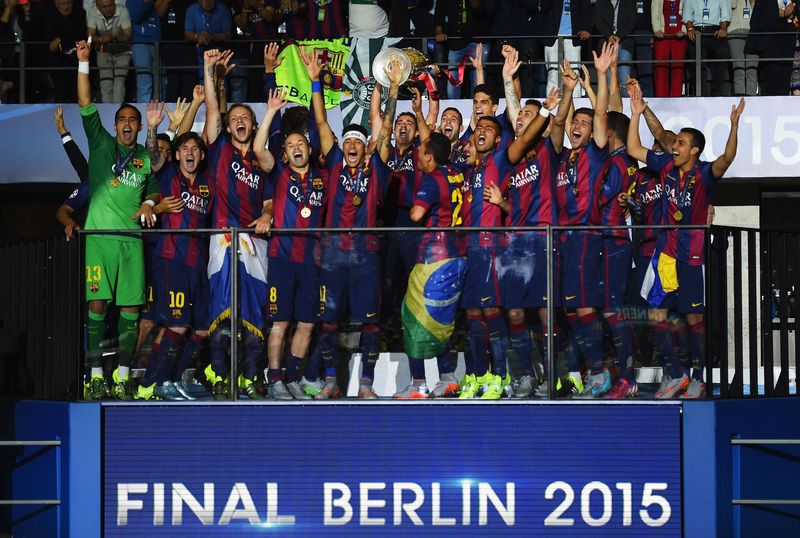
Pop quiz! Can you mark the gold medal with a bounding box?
[352,195,362,206]
[467,193,473,203]
[674,210,683,221]
[110,177,120,188]
[300,207,312,219]
[572,186,579,197]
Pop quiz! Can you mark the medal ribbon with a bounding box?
[289,170,315,208]
[113,145,137,177]
[566,150,579,194]
[344,165,370,195]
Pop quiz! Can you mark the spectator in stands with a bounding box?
[652,0,688,96]
[386,0,441,93]
[434,0,492,99]
[231,0,277,101]
[127,0,166,102]
[683,0,731,96]
[349,0,387,37]
[161,0,196,102]
[43,0,86,102]
[632,0,654,96]
[745,0,795,95]
[594,0,637,95]
[275,0,306,39]
[87,0,132,103]
[484,0,540,99]
[184,0,233,84]
[305,0,347,38]
[0,0,19,102]
[728,0,757,96]
[540,0,592,98]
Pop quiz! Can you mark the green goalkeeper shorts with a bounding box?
[85,235,145,306]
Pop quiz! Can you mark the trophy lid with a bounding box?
[372,47,412,88]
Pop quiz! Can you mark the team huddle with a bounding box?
[66,37,744,401]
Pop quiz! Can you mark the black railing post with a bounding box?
[153,41,161,101]
[761,232,774,396]
[694,32,702,96]
[546,226,554,399]
[230,229,239,401]
[732,229,744,397]
[776,233,790,395]
[747,230,758,396]
[19,42,26,104]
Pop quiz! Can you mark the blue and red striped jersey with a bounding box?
[648,150,717,266]
[632,167,664,257]
[267,160,328,265]
[502,138,559,227]
[155,161,212,268]
[597,146,638,240]
[463,147,513,248]
[207,137,271,229]
[461,113,515,152]
[387,142,423,226]
[414,166,466,263]
[304,0,348,38]
[554,140,609,226]
[324,144,391,251]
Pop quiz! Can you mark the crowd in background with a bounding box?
[0,0,798,104]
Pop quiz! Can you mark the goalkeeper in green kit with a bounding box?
[76,38,160,400]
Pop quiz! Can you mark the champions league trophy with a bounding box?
[371,47,435,94]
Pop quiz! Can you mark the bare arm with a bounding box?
[178,85,204,136]
[502,46,523,127]
[579,64,597,109]
[253,88,287,172]
[644,106,676,151]
[410,205,427,222]
[375,60,404,164]
[145,101,166,172]
[470,43,485,85]
[202,49,226,145]
[300,46,335,155]
[411,88,432,143]
[712,98,745,178]
[550,58,578,150]
[369,83,383,143]
[608,47,622,113]
[592,41,614,149]
[626,85,649,163]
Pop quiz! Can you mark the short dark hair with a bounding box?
[607,111,630,139]
[281,106,309,135]
[573,107,595,120]
[524,99,542,109]
[426,132,451,166]
[442,107,463,125]
[473,84,499,104]
[173,131,206,157]
[681,127,706,154]
[156,133,171,146]
[114,103,141,125]
[396,111,416,124]
[476,115,502,131]
[342,123,368,139]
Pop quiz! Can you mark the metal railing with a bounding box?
[1,31,797,103]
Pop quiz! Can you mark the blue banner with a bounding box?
[103,403,681,535]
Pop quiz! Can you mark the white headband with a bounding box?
[343,130,368,146]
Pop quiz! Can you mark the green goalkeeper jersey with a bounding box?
[81,103,157,241]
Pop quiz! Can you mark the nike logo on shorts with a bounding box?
[565,295,577,300]
[691,302,703,307]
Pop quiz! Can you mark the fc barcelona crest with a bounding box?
[132,158,144,169]
[269,304,278,315]
[199,185,210,197]
[313,177,324,190]
[172,308,182,319]
[89,283,99,293]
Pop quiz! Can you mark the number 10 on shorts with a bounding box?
[544,481,672,527]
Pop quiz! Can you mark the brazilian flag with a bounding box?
[402,257,467,360]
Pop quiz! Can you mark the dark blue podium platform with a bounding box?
[2,399,799,537]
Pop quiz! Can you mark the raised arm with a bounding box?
[410,87,432,143]
[579,64,597,109]
[712,98,745,178]
[300,46,335,156]
[550,58,579,150]
[626,84,649,163]
[76,39,92,107]
[54,106,89,182]
[470,42,485,86]
[145,101,167,172]
[608,44,622,113]
[369,83,383,143]
[178,85,205,136]
[375,59,404,163]
[164,97,188,138]
[202,49,227,145]
[508,88,560,163]
[501,46,523,126]
[592,41,614,149]
[253,88,287,172]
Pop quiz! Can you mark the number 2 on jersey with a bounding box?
[451,189,463,226]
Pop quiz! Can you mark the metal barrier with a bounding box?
[1,32,798,103]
